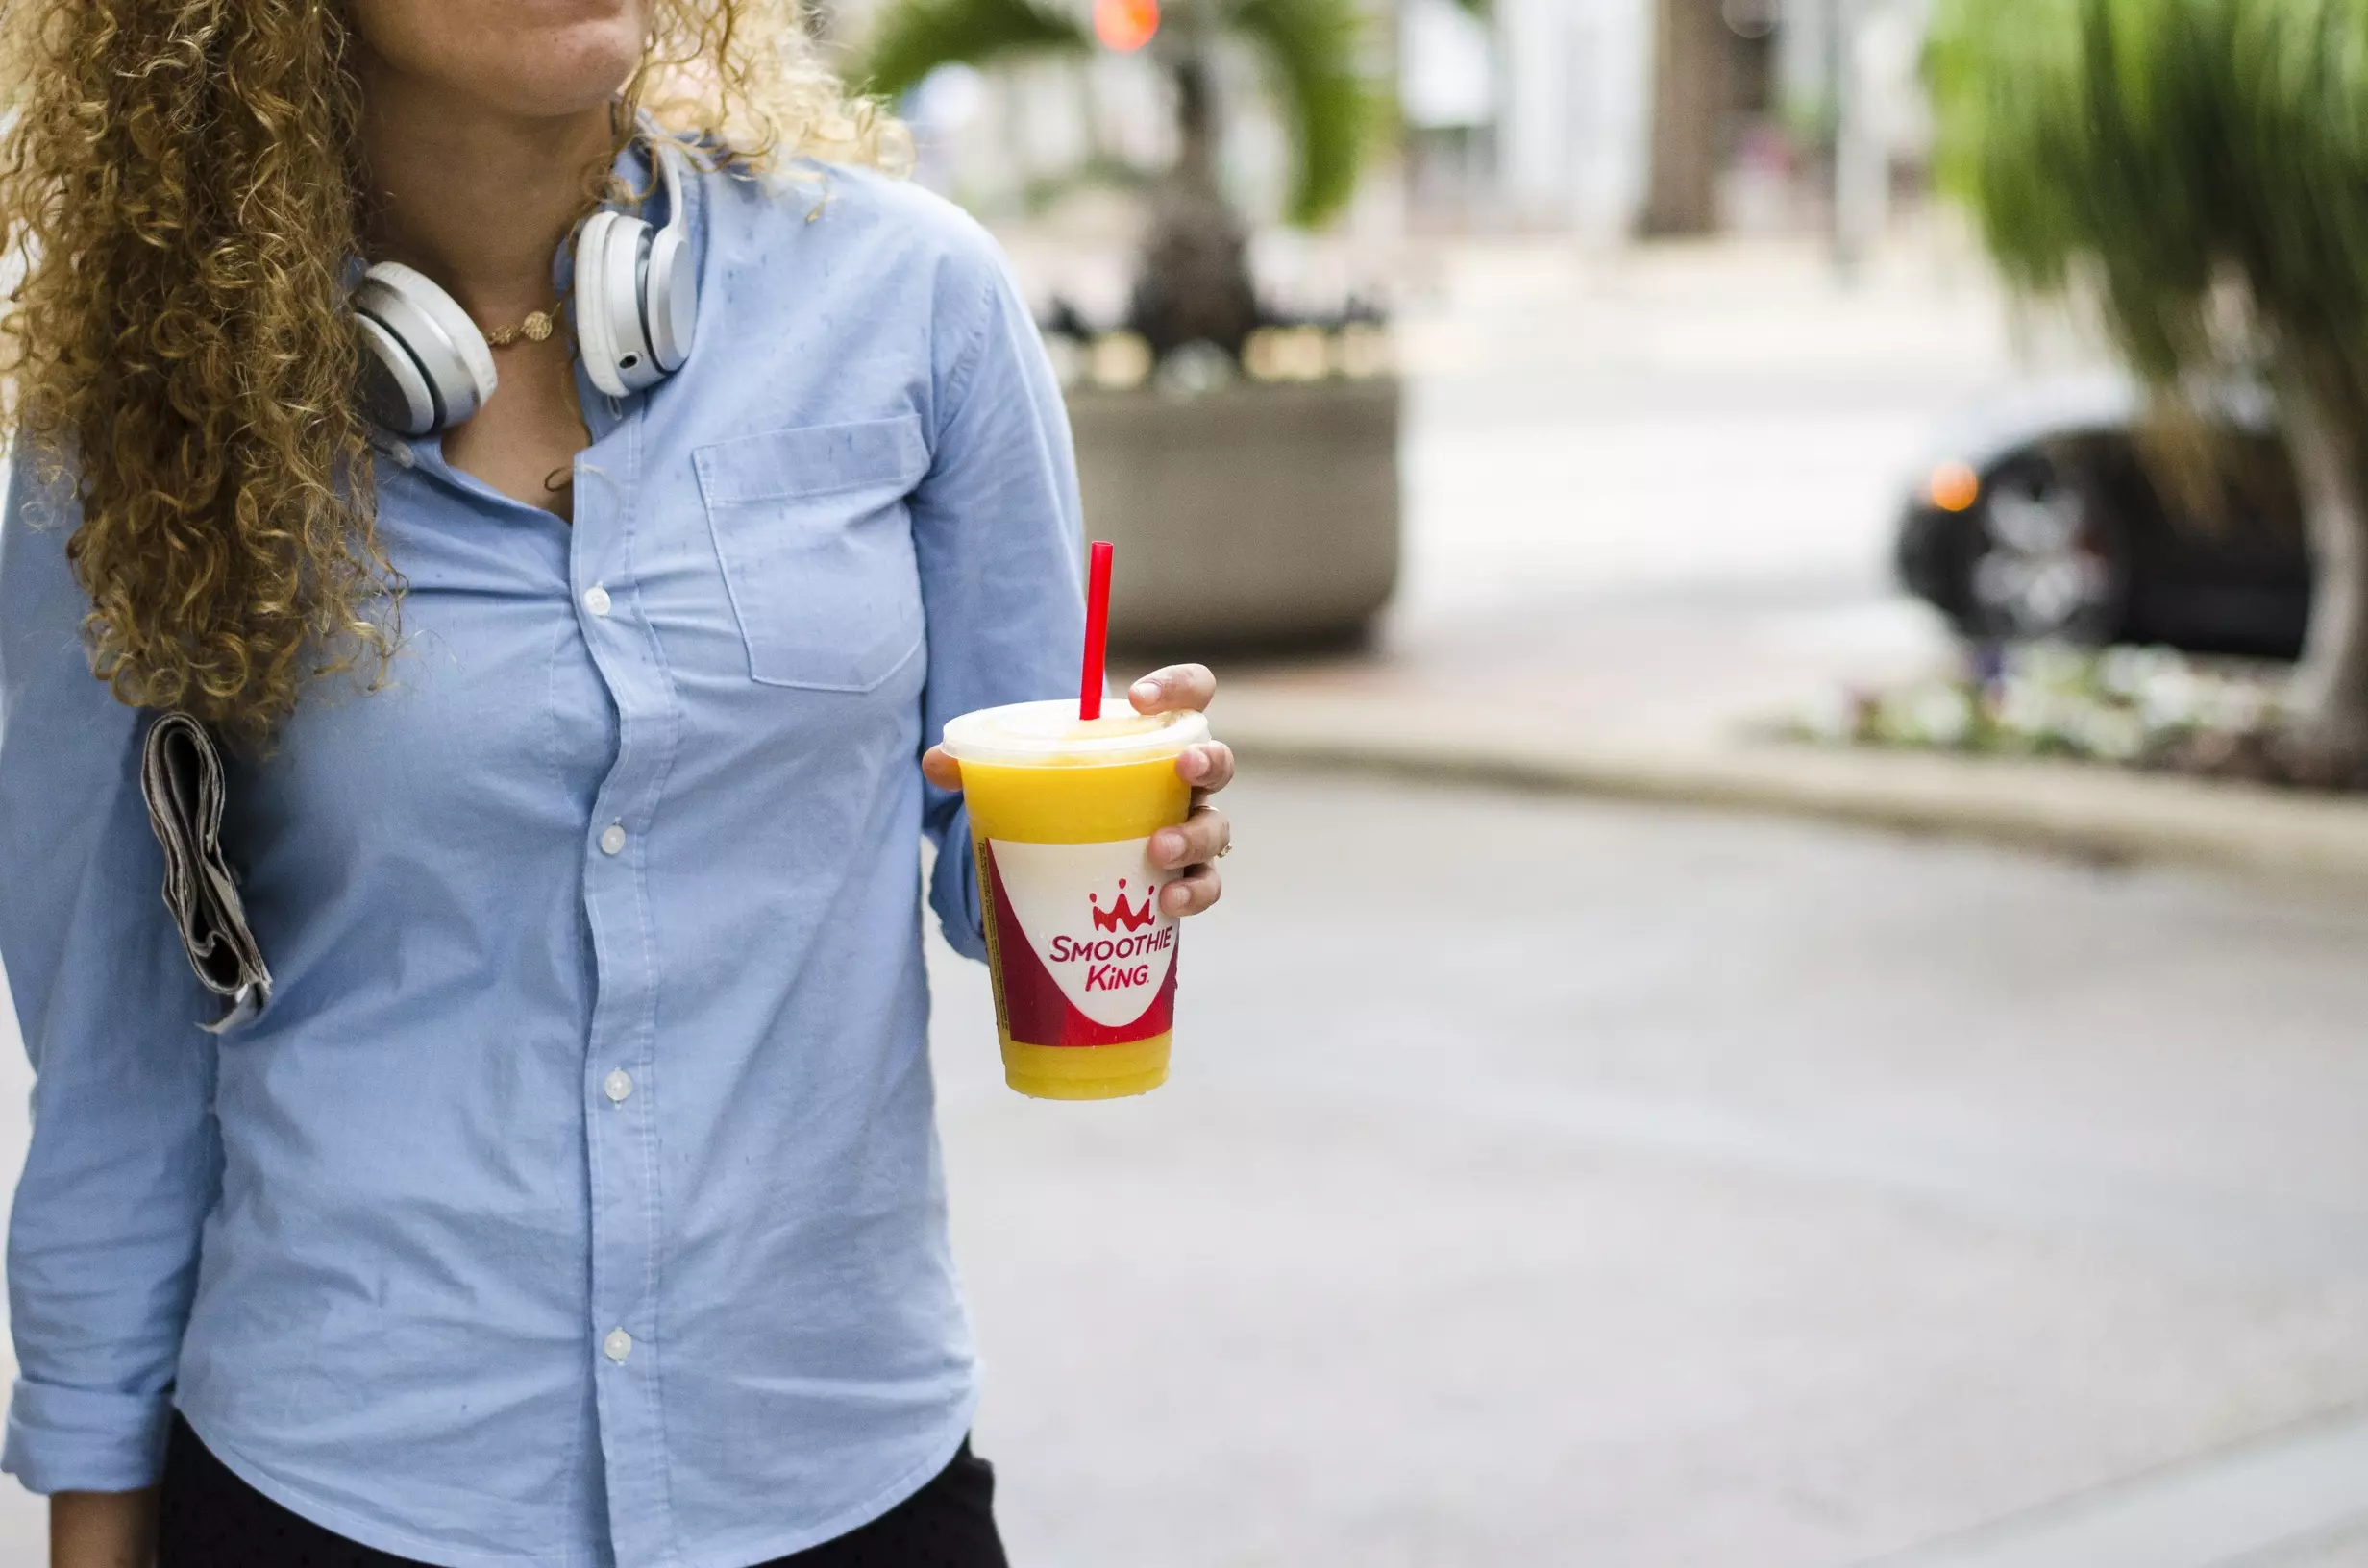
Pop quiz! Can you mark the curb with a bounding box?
[1214,694,2368,896]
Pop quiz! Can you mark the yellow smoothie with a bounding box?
[942,703,1208,1100]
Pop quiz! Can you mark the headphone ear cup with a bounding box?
[355,313,438,437]
[645,225,695,374]
[351,261,497,435]
[573,138,698,398]
[574,209,627,400]
[576,209,666,398]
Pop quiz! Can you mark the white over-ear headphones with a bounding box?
[354,135,698,436]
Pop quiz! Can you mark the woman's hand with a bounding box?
[1122,663,1233,916]
[921,663,1234,918]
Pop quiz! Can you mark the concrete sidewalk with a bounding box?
[1212,670,2368,896]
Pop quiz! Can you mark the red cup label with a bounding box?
[979,837,1180,1047]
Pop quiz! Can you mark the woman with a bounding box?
[0,1,1233,1564]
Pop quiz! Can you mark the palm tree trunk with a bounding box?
[2278,378,2368,759]
[1641,0,1732,236]
[1127,14,1261,360]
[1174,46,1219,192]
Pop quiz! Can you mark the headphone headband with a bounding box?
[653,129,687,235]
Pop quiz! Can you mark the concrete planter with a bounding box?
[1066,378,1402,649]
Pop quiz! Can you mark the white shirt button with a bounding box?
[599,823,627,856]
[604,1069,633,1104]
[582,584,612,618]
[603,1328,633,1363]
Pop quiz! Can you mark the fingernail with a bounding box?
[1155,830,1183,865]
[1178,747,1206,780]
[1131,678,1161,705]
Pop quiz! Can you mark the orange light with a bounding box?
[1094,0,1159,51]
[1929,460,1981,513]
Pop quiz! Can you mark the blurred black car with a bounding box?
[1894,375,2314,658]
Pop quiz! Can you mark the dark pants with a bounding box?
[156,1412,1009,1568]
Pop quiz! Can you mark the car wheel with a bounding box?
[1965,452,2130,644]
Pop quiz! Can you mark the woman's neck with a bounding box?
[357,53,617,331]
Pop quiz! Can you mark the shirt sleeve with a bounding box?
[0,457,221,1494]
[910,229,1088,962]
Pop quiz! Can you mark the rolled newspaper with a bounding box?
[139,712,271,1033]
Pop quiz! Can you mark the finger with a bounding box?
[1161,864,1222,917]
[1150,806,1229,870]
[1128,663,1216,715]
[1176,741,1235,793]
[920,746,962,793]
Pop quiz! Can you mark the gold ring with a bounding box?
[1216,842,1233,859]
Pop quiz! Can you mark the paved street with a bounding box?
[939,771,2368,1568]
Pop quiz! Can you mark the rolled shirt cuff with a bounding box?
[2,1377,174,1494]
[932,802,989,964]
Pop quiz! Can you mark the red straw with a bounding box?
[1079,539,1114,721]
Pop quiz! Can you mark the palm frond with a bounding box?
[858,0,1095,102]
[1226,0,1373,224]
[1929,0,2368,404]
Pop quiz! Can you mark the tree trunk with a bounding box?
[1128,46,1261,361]
[2277,380,2368,760]
[1641,0,1733,237]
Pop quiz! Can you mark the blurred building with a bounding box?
[851,0,1933,270]
[1416,0,1932,244]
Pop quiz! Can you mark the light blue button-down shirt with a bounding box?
[0,149,1085,1566]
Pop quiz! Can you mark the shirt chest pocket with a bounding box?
[694,417,930,692]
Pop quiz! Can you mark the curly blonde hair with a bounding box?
[0,0,902,744]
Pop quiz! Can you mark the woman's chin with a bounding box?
[503,63,643,121]
[354,0,647,123]
[473,21,647,115]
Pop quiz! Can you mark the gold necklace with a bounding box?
[481,305,562,349]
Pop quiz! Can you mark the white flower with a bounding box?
[1909,685,1975,747]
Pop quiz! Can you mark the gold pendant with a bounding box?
[486,308,558,349]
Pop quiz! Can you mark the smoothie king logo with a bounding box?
[986,838,1182,1041]
[1054,878,1175,992]
[1091,881,1154,932]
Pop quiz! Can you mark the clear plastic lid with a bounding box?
[940,698,1211,765]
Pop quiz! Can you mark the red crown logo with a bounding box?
[1090,878,1156,933]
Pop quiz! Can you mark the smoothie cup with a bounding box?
[941,698,1212,1100]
